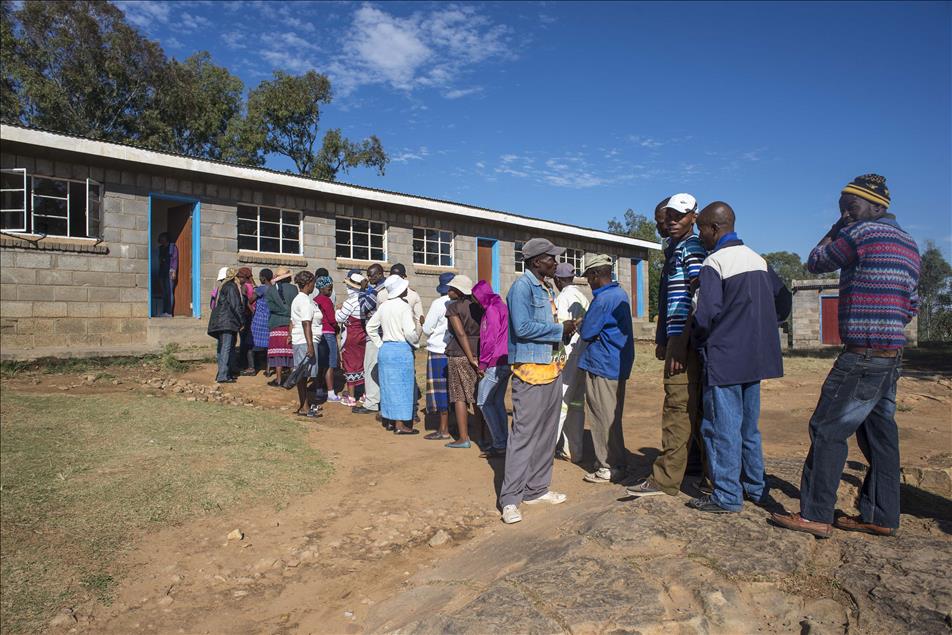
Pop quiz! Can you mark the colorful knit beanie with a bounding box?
[842,174,890,208]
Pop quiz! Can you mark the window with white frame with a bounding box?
[336,217,386,261]
[0,169,102,238]
[514,241,524,272]
[413,227,453,266]
[561,248,584,277]
[237,204,301,255]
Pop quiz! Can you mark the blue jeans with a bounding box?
[215,331,237,382]
[700,381,765,511]
[477,365,511,450]
[800,351,902,528]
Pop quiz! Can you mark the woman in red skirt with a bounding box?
[335,271,368,406]
[264,267,296,386]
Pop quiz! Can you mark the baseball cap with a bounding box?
[662,193,698,216]
[521,237,564,260]
[554,262,576,278]
[583,253,613,273]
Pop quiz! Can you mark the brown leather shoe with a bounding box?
[770,512,832,539]
[833,514,897,537]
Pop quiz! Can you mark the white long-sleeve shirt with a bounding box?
[366,298,420,348]
[376,286,424,322]
[422,295,451,354]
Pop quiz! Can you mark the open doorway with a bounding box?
[476,238,500,291]
[149,195,201,318]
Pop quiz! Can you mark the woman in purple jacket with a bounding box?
[473,280,511,459]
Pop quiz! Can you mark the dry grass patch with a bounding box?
[0,390,329,633]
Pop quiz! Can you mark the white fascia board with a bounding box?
[1,125,661,251]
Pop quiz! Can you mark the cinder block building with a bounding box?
[790,278,917,348]
[0,124,660,359]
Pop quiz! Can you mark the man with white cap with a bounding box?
[628,193,709,499]
[553,261,589,463]
[498,237,577,524]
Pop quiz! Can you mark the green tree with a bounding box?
[2,0,166,141]
[917,242,952,342]
[607,209,663,319]
[140,52,244,160]
[762,251,808,289]
[240,70,388,180]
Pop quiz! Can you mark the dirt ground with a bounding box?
[4,344,950,634]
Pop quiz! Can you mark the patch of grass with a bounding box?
[0,355,155,378]
[0,391,330,633]
[160,343,188,373]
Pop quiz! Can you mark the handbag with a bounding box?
[282,356,314,389]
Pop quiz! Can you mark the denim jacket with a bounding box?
[506,271,563,364]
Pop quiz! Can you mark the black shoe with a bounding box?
[696,478,714,496]
[687,496,734,514]
[217,378,236,384]
[352,406,377,415]
[240,370,257,377]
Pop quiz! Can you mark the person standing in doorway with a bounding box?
[473,279,511,459]
[337,271,368,407]
[553,261,589,464]
[354,263,386,415]
[207,267,244,384]
[422,273,455,440]
[157,232,178,317]
[498,238,576,525]
[771,174,920,538]
[628,193,709,499]
[579,254,635,484]
[687,202,791,514]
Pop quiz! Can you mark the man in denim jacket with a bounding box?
[498,238,578,524]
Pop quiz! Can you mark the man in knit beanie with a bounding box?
[771,174,921,539]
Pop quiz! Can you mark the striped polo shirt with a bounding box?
[807,216,920,349]
[665,233,707,338]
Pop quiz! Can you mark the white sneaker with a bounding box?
[501,505,522,524]
[583,468,613,483]
[524,491,567,505]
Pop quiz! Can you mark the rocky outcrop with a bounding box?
[367,460,951,634]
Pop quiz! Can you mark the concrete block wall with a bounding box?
[1,144,655,357]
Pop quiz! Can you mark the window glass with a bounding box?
[235,204,301,254]
[514,241,525,272]
[412,227,454,266]
[336,217,387,261]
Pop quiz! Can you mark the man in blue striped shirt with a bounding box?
[628,193,710,499]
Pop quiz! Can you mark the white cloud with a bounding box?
[116,0,172,28]
[165,36,184,49]
[221,30,247,50]
[328,4,513,96]
[261,49,317,74]
[179,11,211,31]
[391,146,431,162]
[629,135,664,149]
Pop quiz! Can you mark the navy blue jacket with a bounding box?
[578,282,635,381]
[691,239,791,386]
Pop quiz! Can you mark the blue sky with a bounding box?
[117,0,952,260]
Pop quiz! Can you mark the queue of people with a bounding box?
[205,174,921,536]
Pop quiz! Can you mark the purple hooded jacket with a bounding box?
[473,280,509,369]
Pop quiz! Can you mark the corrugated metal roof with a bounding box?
[0,121,661,251]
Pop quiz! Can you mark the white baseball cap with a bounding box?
[216,266,230,281]
[663,193,698,216]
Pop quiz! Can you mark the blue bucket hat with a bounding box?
[436,272,456,295]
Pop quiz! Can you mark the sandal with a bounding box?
[296,410,321,418]
[424,432,451,440]
[445,440,472,449]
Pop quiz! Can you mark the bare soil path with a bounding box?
[6,346,950,634]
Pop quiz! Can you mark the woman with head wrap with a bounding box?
[265,268,297,387]
[335,270,368,407]
[207,267,245,383]
[251,268,274,375]
[313,274,340,402]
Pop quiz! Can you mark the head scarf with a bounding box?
[316,275,333,289]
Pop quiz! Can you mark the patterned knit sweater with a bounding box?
[807,216,920,349]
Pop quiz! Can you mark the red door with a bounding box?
[477,239,493,284]
[167,204,193,317]
[821,296,841,345]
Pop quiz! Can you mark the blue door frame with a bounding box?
[148,193,202,318]
[633,258,646,318]
[476,237,500,291]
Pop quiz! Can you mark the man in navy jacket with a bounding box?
[688,202,792,513]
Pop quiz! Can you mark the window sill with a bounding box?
[237,251,308,267]
[335,258,391,271]
[413,264,459,276]
[0,233,109,254]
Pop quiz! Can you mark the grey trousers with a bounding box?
[584,372,628,472]
[499,374,564,508]
[363,338,380,411]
